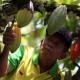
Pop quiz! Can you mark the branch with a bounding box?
[33,1,80,16]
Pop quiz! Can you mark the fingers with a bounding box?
[3,33,15,45]
[3,27,16,45]
[5,27,12,32]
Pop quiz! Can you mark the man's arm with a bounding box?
[0,27,16,77]
[0,46,10,77]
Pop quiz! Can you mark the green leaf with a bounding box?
[0,0,2,4]
[34,12,43,21]
[63,57,75,70]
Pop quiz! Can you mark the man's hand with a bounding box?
[3,27,16,47]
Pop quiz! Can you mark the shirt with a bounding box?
[0,45,61,80]
[8,45,24,71]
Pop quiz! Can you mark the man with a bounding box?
[0,27,72,80]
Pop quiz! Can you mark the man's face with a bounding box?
[39,33,66,67]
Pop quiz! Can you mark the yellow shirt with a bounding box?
[0,46,60,80]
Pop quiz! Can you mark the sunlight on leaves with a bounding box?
[54,0,78,4]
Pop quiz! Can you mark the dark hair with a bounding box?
[46,28,72,52]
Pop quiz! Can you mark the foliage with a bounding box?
[54,0,78,4]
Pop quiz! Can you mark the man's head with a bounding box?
[39,28,72,69]
[46,28,72,52]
